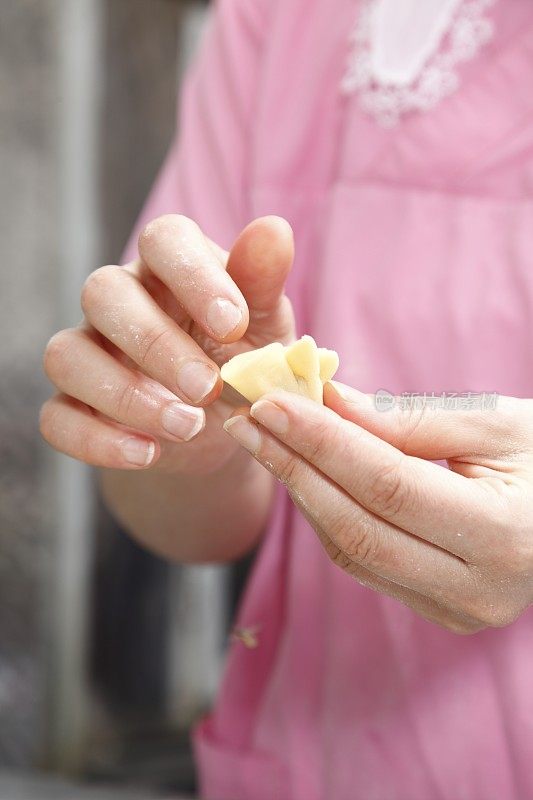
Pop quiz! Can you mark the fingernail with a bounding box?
[206,298,242,338]
[223,415,261,454]
[161,402,204,441]
[329,380,370,405]
[250,399,289,435]
[328,380,354,400]
[177,361,218,403]
[122,438,155,467]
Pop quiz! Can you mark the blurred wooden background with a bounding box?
[0,1,230,795]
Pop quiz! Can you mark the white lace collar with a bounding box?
[341,0,497,127]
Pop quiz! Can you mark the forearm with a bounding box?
[99,449,274,563]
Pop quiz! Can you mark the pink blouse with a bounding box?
[123,1,533,797]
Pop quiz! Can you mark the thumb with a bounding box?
[227,216,295,344]
[324,381,526,463]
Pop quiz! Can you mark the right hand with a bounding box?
[40,214,296,475]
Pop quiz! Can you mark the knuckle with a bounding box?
[440,617,486,636]
[344,526,378,566]
[43,329,76,382]
[139,214,196,251]
[489,607,522,628]
[136,325,174,369]
[333,511,381,567]
[322,539,352,572]
[319,503,385,571]
[39,397,70,449]
[464,587,522,629]
[367,456,409,518]
[79,425,101,464]
[39,399,56,443]
[39,398,97,465]
[80,265,122,313]
[114,381,143,420]
[305,419,335,463]
[71,424,92,463]
[275,455,300,489]
[396,403,428,451]
[327,507,379,565]
[481,511,533,577]
[417,602,488,635]
[481,605,521,629]
[467,401,520,453]
[503,513,533,573]
[484,400,521,439]
[499,538,533,577]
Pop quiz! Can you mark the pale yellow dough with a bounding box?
[220,335,339,404]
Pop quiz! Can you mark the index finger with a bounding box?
[249,390,500,558]
[138,214,249,342]
[324,382,526,463]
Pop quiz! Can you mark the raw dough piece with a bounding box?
[220,335,339,404]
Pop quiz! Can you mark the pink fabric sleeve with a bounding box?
[121,0,268,264]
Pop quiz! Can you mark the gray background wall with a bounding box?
[0,1,226,793]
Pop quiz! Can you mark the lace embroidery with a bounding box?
[341,0,497,127]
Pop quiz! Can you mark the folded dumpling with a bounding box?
[220,335,339,404]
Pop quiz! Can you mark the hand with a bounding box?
[40,215,296,475]
[223,383,533,633]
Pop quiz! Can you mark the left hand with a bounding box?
[223,382,533,634]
